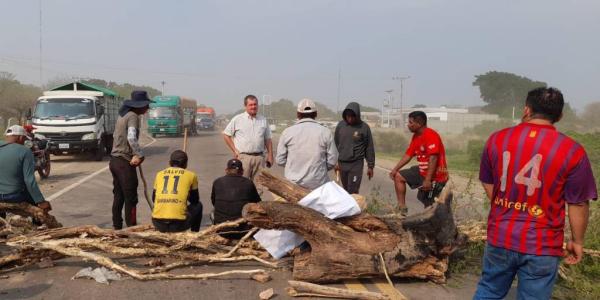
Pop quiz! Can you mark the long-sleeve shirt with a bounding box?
[112,110,143,161]
[211,174,261,224]
[276,118,338,190]
[334,102,375,168]
[0,142,45,203]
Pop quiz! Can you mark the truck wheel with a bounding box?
[151,133,156,138]
[93,140,106,161]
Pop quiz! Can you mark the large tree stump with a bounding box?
[244,170,464,283]
[0,203,62,229]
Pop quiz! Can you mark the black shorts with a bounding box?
[399,166,446,207]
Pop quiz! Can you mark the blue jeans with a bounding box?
[473,244,560,300]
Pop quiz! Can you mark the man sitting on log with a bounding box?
[151,150,203,233]
[276,98,338,190]
[211,158,261,239]
[388,111,448,216]
[0,125,52,217]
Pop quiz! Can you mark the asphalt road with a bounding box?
[1,131,485,300]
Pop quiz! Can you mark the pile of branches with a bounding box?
[0,203,276,281]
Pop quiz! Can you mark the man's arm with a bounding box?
[223,134,239,158]
[275,133,288,166]
[187,189,200,205]
[22,151,46,204]
[265,138,273,167]
[389,154,412,180]
[326,132,339,170]
[422,155,439,191]
[211,182,216,206]
[482,183,494,201]
[127,127,144,166]
[565,202,590,265]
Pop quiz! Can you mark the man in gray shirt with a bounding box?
[110,90,152,229]
[223,95,273,180]
[276,98,338,190]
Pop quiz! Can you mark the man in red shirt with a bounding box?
[389,111,448,216]
[474,87,597,299]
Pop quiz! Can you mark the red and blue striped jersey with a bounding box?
[479,122,597,256]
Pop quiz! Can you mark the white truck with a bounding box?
[31,82,123,161]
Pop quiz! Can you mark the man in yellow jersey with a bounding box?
[152,150,203,232]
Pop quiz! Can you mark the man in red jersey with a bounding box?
[389,111,448,216]
[474,87,597,300]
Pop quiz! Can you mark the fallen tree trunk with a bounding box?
[0,203,62,229]
[286,280,392,300]
[244,170,464,283]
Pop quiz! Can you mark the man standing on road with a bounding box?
[474,87,597,300]
[223,95,273,180]
[151,150,203,233]
[277,98,338,190]
[334,102,375,194]
[211,158,261,239]
[0,125,51,214]
[389,111,448,216]
[110,91,152,230]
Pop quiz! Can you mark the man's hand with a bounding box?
[37,201,52,212]
[265,154,273,168]
[234,150,240,159]
[564,241,584,265]
[334,164,340,172]
[421,179,433,191]
[130,155,143,166]
[367,167,374,180]
[389,169,398,180]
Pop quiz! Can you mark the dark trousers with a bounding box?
[339,160,364,194]
[109,156,138,229]
[152,202,203,233]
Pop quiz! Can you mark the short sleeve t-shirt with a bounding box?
[111,111,141,161]
[152,167,198,220]
[405,127,448,183]
[479,122,598,256]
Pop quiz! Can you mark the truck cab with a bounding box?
[32,82,122,161]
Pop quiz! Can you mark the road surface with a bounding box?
[1,131,489,300]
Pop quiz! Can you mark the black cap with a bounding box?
[170,150,188,165]
[227,158,243,170]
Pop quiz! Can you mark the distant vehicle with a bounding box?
[196,107,216,130]
[147,96,197,137]
[31,81,123,161]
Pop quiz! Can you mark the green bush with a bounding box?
[372,130,408,155]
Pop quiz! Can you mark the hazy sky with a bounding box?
[1,0,599,114]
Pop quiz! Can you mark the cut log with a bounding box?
[0,203,62,228]
[244,170,464,283]
[286,280,391,300]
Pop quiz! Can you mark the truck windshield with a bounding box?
[34,98,95,120]
[149,107,177,118]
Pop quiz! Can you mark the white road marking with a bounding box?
[46,134,157,202]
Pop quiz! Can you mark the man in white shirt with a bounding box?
[223,95,273,180]
[276,98,338,190]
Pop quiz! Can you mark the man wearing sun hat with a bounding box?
[110,90,153,229]
[276,98,338,190]
[0,125,51,214]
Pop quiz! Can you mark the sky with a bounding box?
[1,0,599,114]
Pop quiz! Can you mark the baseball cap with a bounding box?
[227,158,243,170]
[297,98,317,113]
[4,125,26,136]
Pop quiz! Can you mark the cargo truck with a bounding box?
[196,107,216,130]
[147,96,197,137]
[31,82,123,161]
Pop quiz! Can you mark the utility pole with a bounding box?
[336,66,342,114]
[39,0,43,87]
[392,76,410,126]
[161,81,166,96]
[385,90,393,128]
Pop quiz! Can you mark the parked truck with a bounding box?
[196,107,216,130]
[147,96,197,137]
[31,81,123,161]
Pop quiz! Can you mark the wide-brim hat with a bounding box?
[123,90,154,108]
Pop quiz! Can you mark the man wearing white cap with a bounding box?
[0,125,51,212]
[276,99,338,190]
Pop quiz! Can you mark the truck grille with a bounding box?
[39,132,91,142]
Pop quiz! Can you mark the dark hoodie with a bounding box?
[334,102,375,168]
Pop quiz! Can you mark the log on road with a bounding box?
[244,170,465,283]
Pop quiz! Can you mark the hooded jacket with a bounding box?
[334,102,375,168]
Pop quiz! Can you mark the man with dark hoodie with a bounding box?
[334,102,375,194]
[110,91,152,229]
